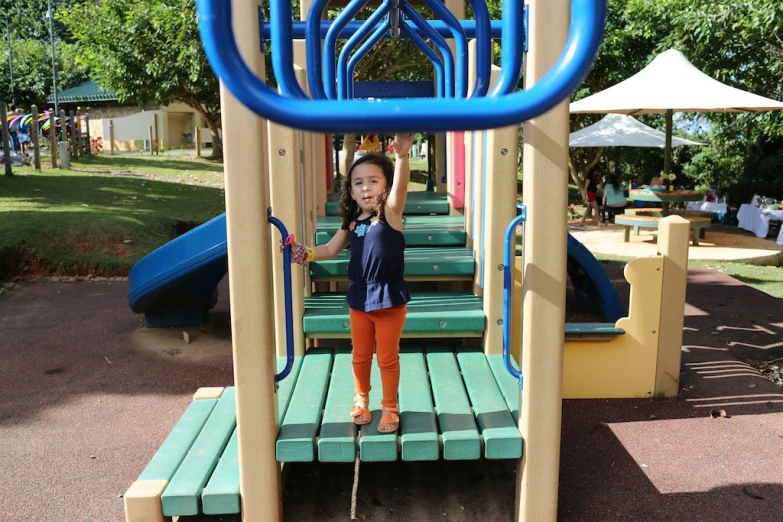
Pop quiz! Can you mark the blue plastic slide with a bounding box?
[128,214,228,327]
[566,233,624,322]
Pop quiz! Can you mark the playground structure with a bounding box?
[123,0,691,520]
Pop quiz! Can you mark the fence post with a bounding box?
[109,120,115,155]
[31,105,41,170]
[1,101,12,176]
[50,110,58,168]
[85,112,91,155]
[195,127,201,157]
[149,126,154,155]
[69,110,77,157]
[76,109,83,156]
[153,113,160,155]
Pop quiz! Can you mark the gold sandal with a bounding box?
[350,393,371,425]
[377,407,400,433]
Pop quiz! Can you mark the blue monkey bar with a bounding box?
[197,0,606,133]
[262,20,505,40]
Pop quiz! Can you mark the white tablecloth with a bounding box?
[737,204,783,245]
[686,201,728,214]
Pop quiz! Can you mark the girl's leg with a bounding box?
[373,305,407,432]
[349,308,375,423]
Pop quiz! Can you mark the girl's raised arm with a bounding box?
[386,134,414,218]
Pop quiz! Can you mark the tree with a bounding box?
[0,38,88,109]
[60,0,223,158]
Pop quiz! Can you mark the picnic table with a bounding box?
[614,214,711,246]
[628,189,704,216]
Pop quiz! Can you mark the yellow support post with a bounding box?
[268,115,307,358]
[223,0,281,520]
[517,0,569,520]
[655,216,690,396]
[471,65,501,297]
[482,124,519,355]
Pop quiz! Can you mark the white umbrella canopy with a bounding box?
[570,49,783,114]
[569,49,783,173]
[569,114,704,148]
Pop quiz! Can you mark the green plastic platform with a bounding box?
[303,292,485,337]
[277,346,523,463]
[315,215,466,246]
[310,247,474,280]
[326,190,449,215]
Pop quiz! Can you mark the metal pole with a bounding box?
[5,16,13,104]
[47,0,59,115]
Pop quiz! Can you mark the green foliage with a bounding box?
[59,0,222,156]
[0,37,88,108]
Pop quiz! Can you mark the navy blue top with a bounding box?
[343,215,410,312]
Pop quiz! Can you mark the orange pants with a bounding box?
[349,305,407,409]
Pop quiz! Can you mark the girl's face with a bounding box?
[350,163,388,213]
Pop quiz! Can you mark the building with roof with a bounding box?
[46,81,212,151]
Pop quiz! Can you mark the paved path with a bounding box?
[1,270,781,521]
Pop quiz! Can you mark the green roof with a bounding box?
[47,81,117,103]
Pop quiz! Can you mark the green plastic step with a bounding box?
[317,350,358,462]
[275,348,334,462]
[486,355,521,424]
[564,323,625,340]
[200,357,303,515]
[398,349,439,461]
[162,388,237,516]
[426,348,481,460]
[315,215,466,246]
[456,348,522,459]
[303,292,485,337]
[358,356,399,462]
[326,190,449,215]
[310,247,474,280]
[138,399,218,482]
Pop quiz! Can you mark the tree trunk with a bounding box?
[342,134,356,174]
[178,98,223,160]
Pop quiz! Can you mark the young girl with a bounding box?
[286,133,414,434]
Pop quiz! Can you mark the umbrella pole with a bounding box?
[664,109,673,174]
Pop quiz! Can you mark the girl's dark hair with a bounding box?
[607,174,621,191]
[338,153,395,230]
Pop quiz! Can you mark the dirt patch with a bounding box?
[0,247,130,281]
[71,237,134,258]
[132,324,232,362]
[175,221,202,236]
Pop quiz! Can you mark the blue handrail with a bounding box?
[324,0,371,99]
[503,205,526,388]
[421,0,467,97]
[347,21,393,99]
[268,0,309,99]
[400,3,453,97]
[338,2,392,99]
[489,0,525,95]
[267,208,295,384]
[467,0,492,97]
[197,0,607,133]
[305,0,331,99]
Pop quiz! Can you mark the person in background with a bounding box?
[602,174,627,223]
[579,166,603,227]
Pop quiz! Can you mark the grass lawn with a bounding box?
[25,152,226,187]
[0,165,225,277]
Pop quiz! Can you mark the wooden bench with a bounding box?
[614,215,710,246]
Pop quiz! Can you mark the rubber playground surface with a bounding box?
[1,269,782,521]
